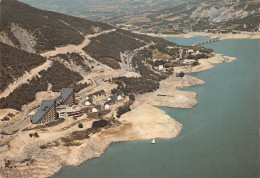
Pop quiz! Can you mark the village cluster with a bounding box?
[30,47,206,125]
[30,88,124,125]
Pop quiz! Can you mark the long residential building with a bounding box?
[31,88,76,124]
[30,100,57,124]
[55,88,75,106]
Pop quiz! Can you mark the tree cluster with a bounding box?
[0,42,46,91]
[55,53,91,72]
[29,132,39,138]
[0,62,87,110]
[116,102,132,118]
[83,31,145,63]
[92,119,108,128]
[100,58,121,69]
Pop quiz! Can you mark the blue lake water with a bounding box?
[164,36,209,46]
[53,37,260,178]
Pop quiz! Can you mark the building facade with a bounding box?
[31,100,58,124]
[61,88,75,106]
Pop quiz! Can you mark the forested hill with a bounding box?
[0,0,185,111]
[0,0,112,53]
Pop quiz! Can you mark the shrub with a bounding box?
[1,117,10,121]
[129,93,135,101]
[92,120,108,128]
[34,132,39,138]
[176,71,184,77]
[78,123,83,128]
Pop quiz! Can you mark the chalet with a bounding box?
[107,95,116,101]
[92,105,102,113]
[85,98,93,106]
[85,94,93,100]
[92,90,106,98]
[107,91,123,101]
[31,100,57,124]
[115,91,123,100]
[158,65,164,71]
[104,100,116,110]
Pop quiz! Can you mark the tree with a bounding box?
[34,132,39,138]
[78,123,83,128]
[176,71,184,77]
[92,120,108,128]
[129,93,135,101]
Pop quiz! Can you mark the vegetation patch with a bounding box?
[99,58,121,69]
[83,30,146,62]
[0,61,88,110]
[23,118,65,131]
[54,53,91,72]
[0,42,46,91]
[92,119,108,128]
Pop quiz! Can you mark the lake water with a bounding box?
[53,37,260,178]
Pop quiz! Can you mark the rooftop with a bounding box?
[61,88,74,101]
[94,105,102,109]
[31,100,55,124]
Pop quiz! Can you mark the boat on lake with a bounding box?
[151,139,156,144]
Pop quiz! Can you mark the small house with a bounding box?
[92,105,102,113]
[92,90,105,98]
[115,91,123,100]
[104,100,116,110]
[107,95,116,101]
[187,49,194,53]
[158,65,164,71]
[85,94,92,100]
[85,98,93,106]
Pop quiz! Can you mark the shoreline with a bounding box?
[0,53,235,178]
[134,31,260,40]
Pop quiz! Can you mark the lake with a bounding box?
[53,37,260,178]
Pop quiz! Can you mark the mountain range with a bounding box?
[110,0,260,34]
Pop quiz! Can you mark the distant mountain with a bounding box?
[109,0,260,34]
[19,0,191,21]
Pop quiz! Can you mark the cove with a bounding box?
[53,38,259,178]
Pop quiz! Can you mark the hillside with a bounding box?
[109,0,260,34]
[0,42,46,91]
[0,0,213,112]
[0,0,112,53]
[0,0,180,111]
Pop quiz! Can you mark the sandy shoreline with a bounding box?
[0,53,235,178]
[134,31,260,40]
[0,103,182,178]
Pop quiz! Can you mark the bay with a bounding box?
[53,37,260,178]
